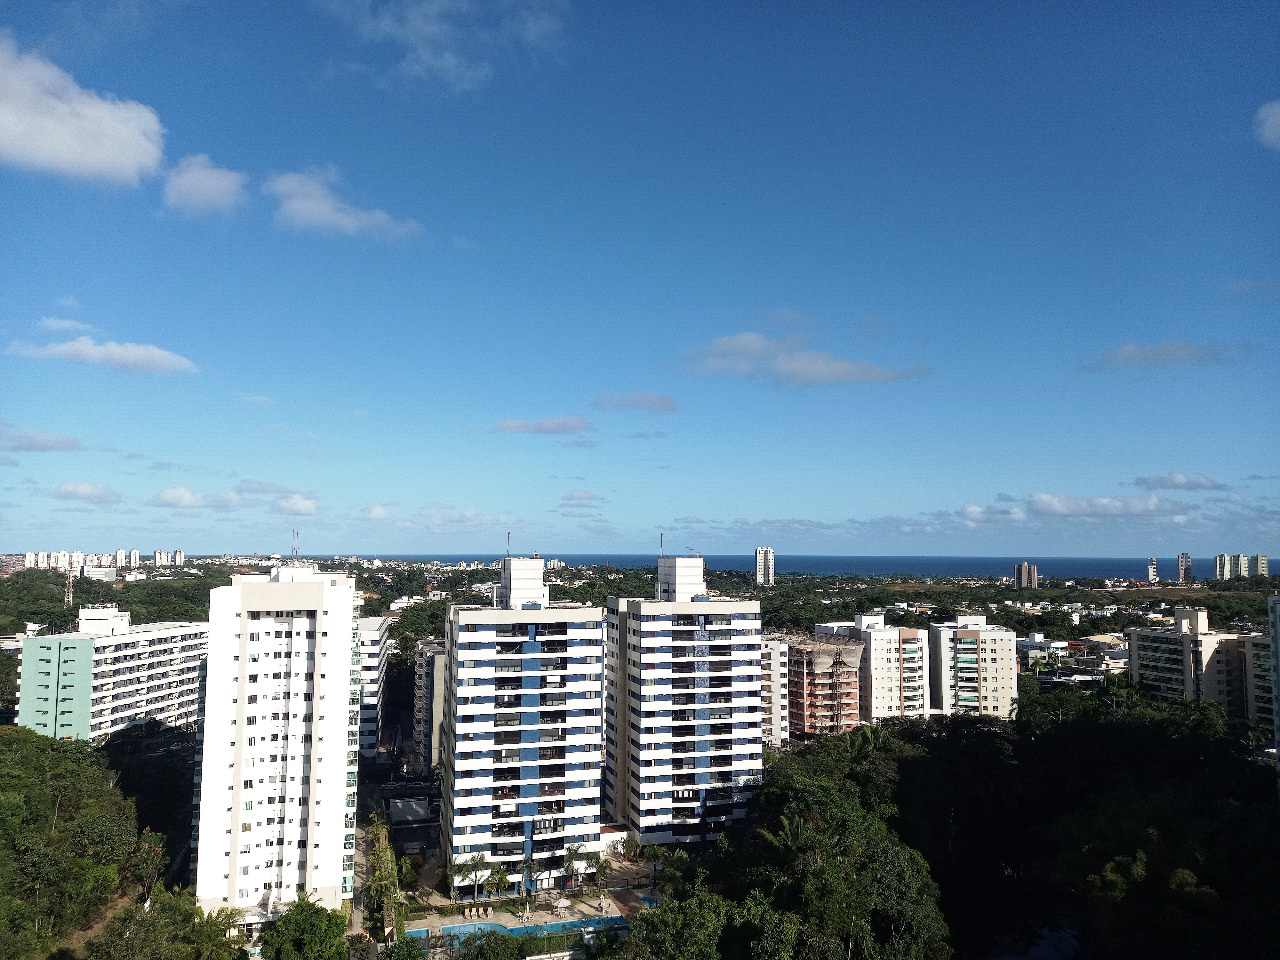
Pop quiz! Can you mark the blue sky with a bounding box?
[1,0,1277,557]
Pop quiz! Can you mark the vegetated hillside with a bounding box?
[595,675,1280,960]
[0,726,166,960]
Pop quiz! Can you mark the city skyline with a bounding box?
[1,2,1277,556]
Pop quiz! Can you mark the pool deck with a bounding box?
[405,890,638,940]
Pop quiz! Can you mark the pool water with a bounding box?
[415,914,629,940]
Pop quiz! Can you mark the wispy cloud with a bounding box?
[150,485,243,510]
[363,504,390,521]
[594,392,678,412]
[494,415,590,435]
[236,479,295,496]
[53,480,121,505]
[164,153,248,215]
[1255,100,1280,151]
[262,167,418,238]
[271,493,318,516]
[0,422,82,451]
[1081,341,1223,370]
[8,335,197,373]
[0,455,18,467]
[1027,492,1188,517]
[701,332,927,385]
[0,33,163,185]
[40,316,93,333]
[320,0,569,91]
[1134,471,1226,492]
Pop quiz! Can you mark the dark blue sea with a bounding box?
[373,555,1206,581]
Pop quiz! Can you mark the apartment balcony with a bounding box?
[672,742,696,754]
[497,642,524,655]
[492,806,521,820]
[531,838,565,855]
[672,806,699,820]
[492,822,524,838]
[538,746,566,761]
[673,725,696,738]
[539,730,566,742]
[673,773,697,787]
[541,710,566,724]
[541,659,569,672]
[495,695,522,709]
[671,710,695,723]
[496,750,521,764]
[672,693,696,706]
[537,800,565,815]
[532,818,564,836]
[672,678,695,690]
[494,767,522,783]
[490,843,524,859]
[709,723,733,736]
[539,783,565,797]
[541,641,568,655]
[495,715,520,727]
[495,730,522,745]
[493,786,520,801]
[496,679,523,692]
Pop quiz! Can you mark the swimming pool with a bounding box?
[412,914,629,940]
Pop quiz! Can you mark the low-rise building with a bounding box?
[16,604,207,740]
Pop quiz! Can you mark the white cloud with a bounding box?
[494,415,590,434]
[152,485,204,508]
[164,153,248,215]
[262,167,418,237]
[56,295,80,310]
[959,502,1027,524]
[594,392,678,412]
[1134,472,1226,491]
[701,332,927,385]
[321,0,568,91]
[1027,492,1188,517]
[363,504,390,521]
[1082,341,1223,369]
[40,316,93,333]
[0,422,82,451]
[7,335,197,373]
[1255,100,1280,151]
[0,33,163,185]
[53,480,121,504]
[272,493,318,515]
[561,490,603,503]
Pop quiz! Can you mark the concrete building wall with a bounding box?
[760,637,789,747]
[787,638,861,738]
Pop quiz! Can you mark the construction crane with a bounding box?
[64,569,73,608]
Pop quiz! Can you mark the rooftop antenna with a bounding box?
[660,533,664,558]
[292,530,299,561]
[64,569,73,608]
[506,532,511,558]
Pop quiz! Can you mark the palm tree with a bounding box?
[186,906,246,960]
[580,851,604,893]
[464,853,492,902]
[562,843,583,893]
[442,858,460,902]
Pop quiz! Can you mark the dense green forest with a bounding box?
[0,726,167,959]
[587,676,1280,960]
[0,567,235,636]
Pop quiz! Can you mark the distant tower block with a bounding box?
[1014,561,1039,589]
[1178,553,1192,583]
[1147,558,1158,583]
[755,546,776,586]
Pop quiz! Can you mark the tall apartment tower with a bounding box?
[129,549,140,569]
[1251,555,1269,578]
[411,639,447,774]
[929,615,1018,717]
[1147,558,1159,583]
[115,548,127,568]
[154,549,169,567]
[1014,562,1039,589]
[754,547,775,587]
[175,549,185,567]
[357,616,391,758]
[440,558,605,897]
[1178,553,1192,583]
[603,556,763,846]
[760,636,790,748]
[192,565,361,935]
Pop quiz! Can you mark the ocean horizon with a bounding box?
[359,554,1216,581]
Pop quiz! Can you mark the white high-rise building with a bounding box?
[192,565,361,935]
[1251,555,1268,578]
[23,552,35,568]
[55,551,70,571]
[440,558,605,898]
[1147,558,1158,583]
[129,549,140,569]
[760,636,790,747]
[175,549,186,567]
[819,615,930,722]
[37,551,49,569]
[603,556,763,846]
[928,615,1018,718]
[356,616,392,758]
[155,549,170,567]
[754,547,775,587]
[1178,553,1192,583]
